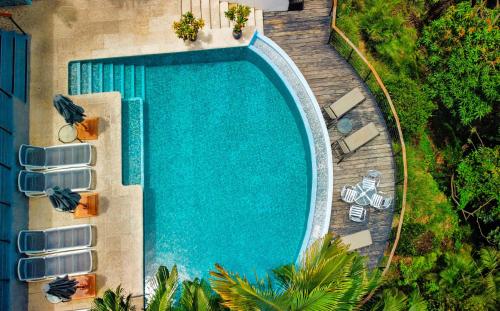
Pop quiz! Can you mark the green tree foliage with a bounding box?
[91,285,136,311]
[382,74,436,136]
[371,289,428,311]
[377,246,500,310]
[420,2,500,126]
[210,234,380,310]
[360,0,418,73]
[455,146,500,246]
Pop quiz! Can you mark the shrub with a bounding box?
[420,2,500,126]
[224,4,251,34]
[173,12,205,41]
[383,74,436,136]
[455,146,500,247]
[359,0,418,73]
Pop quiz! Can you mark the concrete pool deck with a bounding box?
[5,0,263,310]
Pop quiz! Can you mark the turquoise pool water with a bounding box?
[143,49,312,282]
[71,48,313,283]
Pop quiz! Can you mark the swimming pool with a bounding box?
[69,45,317,284]
[142,48,312,282]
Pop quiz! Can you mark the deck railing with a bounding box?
[328,0,409,303]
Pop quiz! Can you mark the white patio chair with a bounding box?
[364,170,381,187]
[349,205,366,223]
[381,196,393,210]
[372,193,393,210]
[370,193,384,209]
[341,185,358,203]
[362,177,377,190]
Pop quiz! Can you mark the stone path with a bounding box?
[264,0,396,267]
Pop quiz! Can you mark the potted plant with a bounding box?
[224,4,251,39]
[173,12,205,42]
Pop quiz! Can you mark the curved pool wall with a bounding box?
[249,32,333,254]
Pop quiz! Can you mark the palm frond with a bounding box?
[91,285,136,311]
[146,265,179,311]
[210,263,283,311]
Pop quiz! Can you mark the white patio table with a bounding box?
[354,182,377,206]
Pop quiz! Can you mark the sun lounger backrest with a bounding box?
[343,122,379,152]
[18,231,45,253]
[329,87,365,119]
[19,171,45,192]
[18,257,46,281]
[340,230,373,251]
[21,145,46,167]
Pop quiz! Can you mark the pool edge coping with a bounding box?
[249,31,334,259]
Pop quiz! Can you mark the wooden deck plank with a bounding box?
[264,0,396,268]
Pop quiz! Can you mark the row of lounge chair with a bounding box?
[17,225,95,282]
[17,143,97,282]
[18,143,96,196]
[325,88,380,163]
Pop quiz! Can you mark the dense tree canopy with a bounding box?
[456,146,500,246]
[420,2,499,126]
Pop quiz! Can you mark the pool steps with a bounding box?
[68,61,146,102]
[68,61,146,186]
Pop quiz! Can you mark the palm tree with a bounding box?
[91,285,135,311]
[210,234,380,310]
[146,265,179,311]
[177,278,225,311]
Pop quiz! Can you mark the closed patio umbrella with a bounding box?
[46,186,82,213]
[53,94,86,126]
[43,275,78,303]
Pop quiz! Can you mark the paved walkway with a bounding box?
[264,0,395,267]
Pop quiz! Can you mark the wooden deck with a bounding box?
[264,0,395,267]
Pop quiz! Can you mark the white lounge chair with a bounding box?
[340,230,373,251]
[17,249,94,282]
[349,205,367,223]
[19,143,95,170]
[341,185,358,203]
[18,224,94,255]
[18,167,95,197]
[324,88,365,122]
[332,122,380,163]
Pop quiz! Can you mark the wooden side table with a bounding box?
[77,117,99,140]
[72,273,97,300]
[74,193,99,218]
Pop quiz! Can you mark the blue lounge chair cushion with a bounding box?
[20,145,46,167]
[18,257,45,281]
[18,231,45,253]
